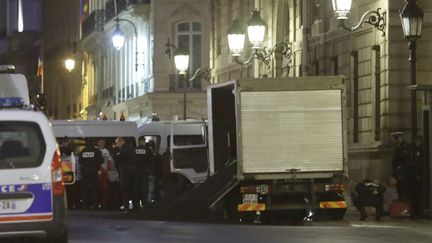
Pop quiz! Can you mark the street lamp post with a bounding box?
[401,0,428,217]
[227,10,292,76]
[400,0,424,144]
[64,58,75,72]
[165,39,211,120]
[111,17,139,72]
[331,0,386,36]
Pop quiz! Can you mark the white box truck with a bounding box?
[204,76,348,222]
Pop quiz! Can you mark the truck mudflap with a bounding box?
[238,203,266,212]
[319,201,347,209]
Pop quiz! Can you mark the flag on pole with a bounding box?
[37,58,43,77]
[80,0,89,23]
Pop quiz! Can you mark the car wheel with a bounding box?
[48,229,68,243]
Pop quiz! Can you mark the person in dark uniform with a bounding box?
[59,137,74,209]
[353,179,386,221]
[112,137,139,212]
[390,131,411,200]
[146,140,161,204]
[411,136,425,218]
[79,138,103,210]
[135,137,151,206]
[59,137,73,156]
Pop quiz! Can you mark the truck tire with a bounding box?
[328,208,347,220]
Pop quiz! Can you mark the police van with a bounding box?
[138,120,208,185]
[0,66,68,242]
[50,120,138,156]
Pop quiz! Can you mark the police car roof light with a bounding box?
[0,97,25,108]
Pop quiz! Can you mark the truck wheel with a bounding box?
[328,208,346,220]
[223,192,241,223]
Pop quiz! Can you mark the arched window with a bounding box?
[175,21,202,88]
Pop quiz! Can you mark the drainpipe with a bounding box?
[301,0,310,76]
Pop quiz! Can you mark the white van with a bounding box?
[0,65,30,106]
[0,98,68,242]
[50,120,138,142]
[138,120,208,185]
[50,120,138,185]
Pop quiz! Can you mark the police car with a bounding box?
[0,67,68,242]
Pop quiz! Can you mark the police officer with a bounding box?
[59,136,73,156]
[135,137,152,205]
[353,179,386,221]
[112,137,138,212]
[391,131,411,200]
[411,136,425,218]
[146,140,161,203]
[79,138,103,210]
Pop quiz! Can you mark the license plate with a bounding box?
[243,194,258,204]
[0,200,17,212]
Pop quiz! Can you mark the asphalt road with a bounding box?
[67,210,432,243]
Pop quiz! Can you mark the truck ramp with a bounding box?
[162,161,238,220]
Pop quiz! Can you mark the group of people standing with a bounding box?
[61,136,161,213]
[391,132,427,219]
[351,131,427,221]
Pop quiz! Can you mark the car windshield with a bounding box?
[0,121,46,169]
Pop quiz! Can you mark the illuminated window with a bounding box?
[176,21,202,88]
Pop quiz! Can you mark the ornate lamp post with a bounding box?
[400,0,424,143]
[165,39,211,120]
[64,58,75,72]
[331,0,386,36]
[111,17,139,72]
[227,10,292,76]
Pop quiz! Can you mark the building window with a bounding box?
[215,1,221,56]
[331,56,338,75]
[283,0,290,41]
[66,105,71,115]
[372,45,381,141]
[314,60,319,75]
[298,0,303,26]
[176,21,202,88]
[351,51,359,143]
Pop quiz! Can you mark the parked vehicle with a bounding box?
[51,120,138,182]
[138,120,208,188]
[161,77,348,222]
[0,66,68,242]
[0,65,29,106]
[205,77,348,222]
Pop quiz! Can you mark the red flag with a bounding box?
[37,58,43,77]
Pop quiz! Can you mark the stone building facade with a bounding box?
[42,0,211,123]
[209,0,432,183]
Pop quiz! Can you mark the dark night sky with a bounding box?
[0,0,42,55]
[0,0,6,36]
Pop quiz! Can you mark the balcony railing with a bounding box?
[128,0,150,4]
[105,0,150,23]
[80,0,151,41]
[82,10,105,38]
[105,0,116,23]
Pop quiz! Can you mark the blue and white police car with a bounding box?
[0,68,67,242]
